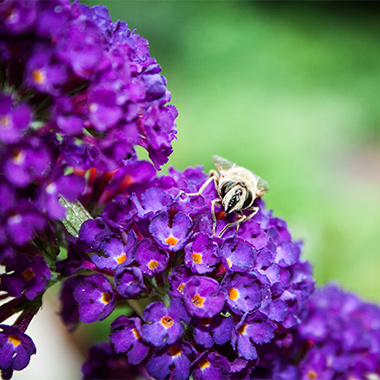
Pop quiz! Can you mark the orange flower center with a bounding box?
[192,294,204,308]
[192,253,202,264]
[161,316,174,328]
[228,287,238,301]
[117,253,127,265]
[177,283,185,294]
[32,69,46,84]
[8,335,21,347]
[307,370,318,379]
[199,359,210,370]
[132,328,141,339]
[101,292,111,304]
[148,260,159,270]
[165,236,178,246]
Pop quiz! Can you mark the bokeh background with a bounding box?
[15,1,380,378]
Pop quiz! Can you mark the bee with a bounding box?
[180,155,269,236]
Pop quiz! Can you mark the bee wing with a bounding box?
[256,176,270,196]
[211,155,236,173]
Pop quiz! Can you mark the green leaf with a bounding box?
[59,195,93,237]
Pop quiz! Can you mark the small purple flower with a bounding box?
[56,15,105,80]
[2,137,51,188]
[141,300,189,347]
[110,316,150,365]
[114,266,146,299]
[25,43,68,95]
[223,273,266,315]
[146,341,197,380]
[275,241,301,268]
[184,233,219,274]
[168,266,192,299]
[1,253,51,300]
[92,233,136,270]
[219,236,256,273]
[78,218,111,252]
[299,350,334,380]
[135,238,169,277]
[183,276,225,318]
[136,187,173,217]
[149,212,193,252]
[192,352,230,380]
[3,202,46,246]
[36,171,85,220]
[193,314,234,348]
[0,95,30,144]
[0,325,36,379]
[102,197,138,231]
[0,0,37,35]
[73,273,115,323]
[231,312,276,360]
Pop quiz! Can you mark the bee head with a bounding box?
[223,185,246,214]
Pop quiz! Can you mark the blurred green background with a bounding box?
[84,1,380,302]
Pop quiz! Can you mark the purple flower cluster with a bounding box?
[0,325,36,380]
[1,2,379,380]
[250,284,380,379]
[58,165,314,379]
[0,0,177,260]
[0,1,177,378]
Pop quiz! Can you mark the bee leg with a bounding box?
[179,171,219,197]
[211,199,222,235]
[235,210,245,233]
[218,207,259,237]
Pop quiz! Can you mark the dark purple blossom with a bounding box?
[141,300,189,347]
[2,201,46,246]
[102,197,138,231]
[192,314,234,348]
[149,212,193,252]
[114,266,146,299]
[223,273,267,315]
[72,274,115,323]
[192,352,230,380]
[1,254,51,300]
[135,238,169,277]
[231,312,276,361]
[183,276,225,318]
[184,233,219,274]
[146,341,197,380]
[110,316,150,365]
[2,138,51,188]
[0,94,30,144]
[78,218,111,252]
[219,236,256,273]
[168,266,193,299]
[92,233,136,270]
[0,325,36,380]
